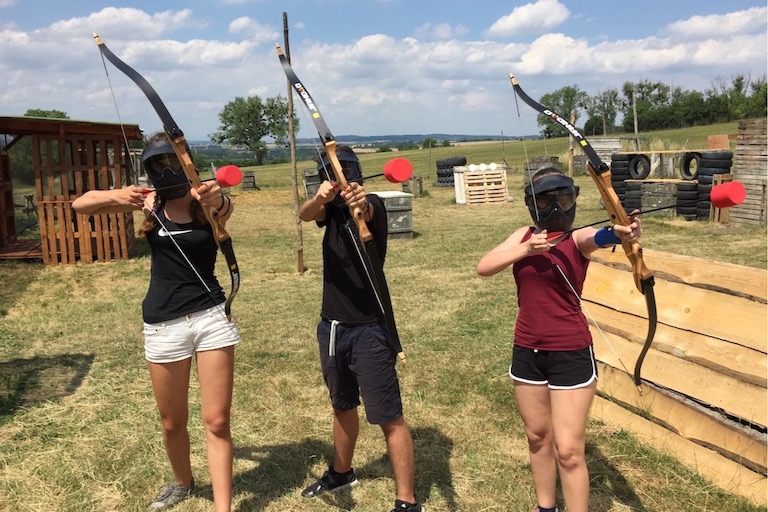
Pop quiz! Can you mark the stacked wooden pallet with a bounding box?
[730,118,767,226]
[462,169,508,205]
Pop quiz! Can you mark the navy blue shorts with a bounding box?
[317,319,403,425]
[509,345,598,389]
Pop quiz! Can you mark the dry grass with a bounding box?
[0,131,765,511]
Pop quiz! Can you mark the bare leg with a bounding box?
[196,346,235,512]
[381,416,417,504]
[550,382,596,512]
[332,407,359,473]
[147,359,194,487]
[515,382,557,510]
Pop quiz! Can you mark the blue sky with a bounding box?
[0,0,765,141]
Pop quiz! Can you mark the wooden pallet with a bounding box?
[710,173,733,223]
[462,170,508,205]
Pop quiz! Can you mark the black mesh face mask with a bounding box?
[142,139,195,200]
[317,155,363,184]
[524,174,579,232]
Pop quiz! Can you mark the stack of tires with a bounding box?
[695,150,734,220]
[610,154,630,209]
[675,181,698,221]
[435,156,466,187]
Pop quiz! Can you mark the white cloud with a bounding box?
[228,16,279,43]
[50,8,201,39]
[413,22,470,40]
[0,4,764,140]
[663,6,768,41]
[485,0,570,38]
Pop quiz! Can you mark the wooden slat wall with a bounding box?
[33,134,135,265]
[584,248,767,505]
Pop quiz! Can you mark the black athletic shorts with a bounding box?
[318,319,403,424]
[509,345,598,389]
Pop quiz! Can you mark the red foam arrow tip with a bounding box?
[383,158,413,183]
[710,181,746,208]
[215,165,243,187]
[546,231,565,243]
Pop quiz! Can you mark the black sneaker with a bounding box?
[147,479,195,511]
[301,466,359,498]
[392,499,424,512]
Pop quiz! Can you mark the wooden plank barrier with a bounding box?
[584,248,767,506]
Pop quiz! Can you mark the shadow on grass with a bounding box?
[587,442,646,511]
[225,426,457,511]
[0,353,95,425]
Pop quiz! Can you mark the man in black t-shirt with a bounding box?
[297,146,423,512]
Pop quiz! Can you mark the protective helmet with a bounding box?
[142,138,194,200]
[316,150,363,185]
[524,171,579,232]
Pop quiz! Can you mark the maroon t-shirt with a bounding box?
[512,228,592,350]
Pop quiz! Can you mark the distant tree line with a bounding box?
[537,73,767,138]
[8,72,765,185]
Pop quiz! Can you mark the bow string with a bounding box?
[94,33,240,321]
[276,44,405,362]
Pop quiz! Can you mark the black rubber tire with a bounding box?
[701,150,733,160]
[697,174,714,185]
[629,154,652,179]
[677,204,696,215]
[680,152,701,180]
[611,153,631,162]
[698,158,732,169]
[677,190,698,201]
[697,166,731,176]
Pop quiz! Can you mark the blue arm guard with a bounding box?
[594,226,621,248]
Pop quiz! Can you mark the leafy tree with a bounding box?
[441,140,451,147]
[585,88,622,134]
[24,109,69,119]
[421,138,436,149]
[209,95,296,165]
[537,85,588,138]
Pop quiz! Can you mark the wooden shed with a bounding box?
[0,117,143,265]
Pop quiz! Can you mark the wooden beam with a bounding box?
[591,396,767,507]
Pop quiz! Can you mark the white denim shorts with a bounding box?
[143,304,240,363]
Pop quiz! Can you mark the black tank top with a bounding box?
[142,210,225,323]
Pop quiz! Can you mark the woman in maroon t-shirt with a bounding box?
[477,168,642,512]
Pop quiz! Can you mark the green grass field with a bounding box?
[0,123,765,511]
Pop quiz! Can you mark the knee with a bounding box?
[160,418,187,439]
[524,428,553,452]
[379,416,406,437]
[555,445,585,471]
[202,413,231,438]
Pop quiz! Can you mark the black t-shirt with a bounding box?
[318,194,388,324]
[142,210,225,323]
